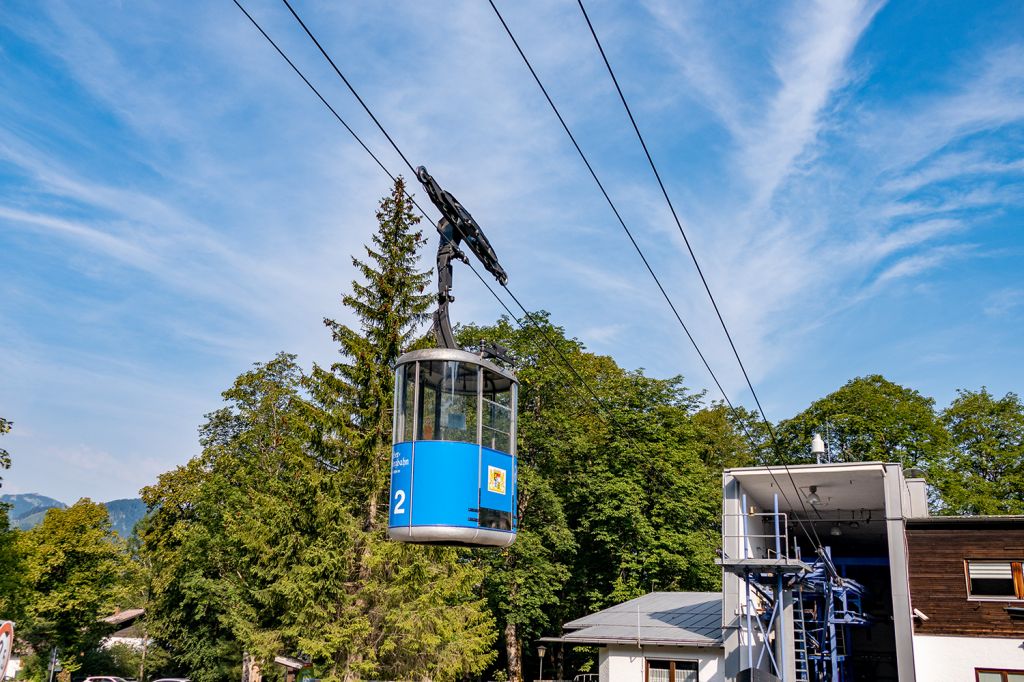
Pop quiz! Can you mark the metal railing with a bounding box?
[721,511,792,561]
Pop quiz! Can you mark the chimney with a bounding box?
[904,468,929,517]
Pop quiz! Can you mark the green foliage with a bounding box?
[143,179,494,682]
[16,499,132,676]
[934,388,1024,514]
[691,403,769,469]
[458,315,721,680]
[142,353,325,682]
[300,177,494,681]
[563,366,721,607]
[775,374,950,469]
[0,502,21,620]
[101,642,145,679]
[306,175,433,523]
[0,417,11,482]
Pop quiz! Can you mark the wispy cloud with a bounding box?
[2,0,1023,500]
[0,206,156,267]
[616,0,1024,406]
[985,288,1024,318]
[882,149,1024,194]
[739,0,885,204]
[871,244,973,289]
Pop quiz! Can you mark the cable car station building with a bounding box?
[551,462,1024,682]
[720,461,925,682]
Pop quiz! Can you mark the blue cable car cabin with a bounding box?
[388,347,518,547]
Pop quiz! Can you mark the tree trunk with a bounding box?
[242,654,262,682]
[342,658,361,682]
[505,620,523,682]
[366,492,379,533]
[347,529,374,680]
[138,628,148,682]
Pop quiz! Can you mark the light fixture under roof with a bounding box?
[807,485,821,506]
[830,523,843,537]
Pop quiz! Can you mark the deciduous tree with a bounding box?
[775,374,950,470]
[17,500,131,677]
[141,354,321,682]
[0,417,20,618]
[458,315,721,681]
[935,388,1024,514]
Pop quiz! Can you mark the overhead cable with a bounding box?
[575,0,825,546]
[490,0,825,551]
[233,0,643,451]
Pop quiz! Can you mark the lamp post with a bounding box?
[536,644,547,682]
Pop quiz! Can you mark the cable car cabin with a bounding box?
[388,348,518,547]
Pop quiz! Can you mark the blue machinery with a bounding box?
[387,167,518,548]
[722,494,871,682]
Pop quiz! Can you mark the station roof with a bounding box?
[544,592,722,648]
[103,607,144,626]
[725,462,890,515]
[906,515,1024,530]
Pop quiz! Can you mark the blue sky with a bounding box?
[1,0,1022,502]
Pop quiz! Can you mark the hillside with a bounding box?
[1,493,146,536]
[105,498,148,537]
[0,493,67,529]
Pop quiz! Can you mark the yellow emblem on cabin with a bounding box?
[487,466,507,495]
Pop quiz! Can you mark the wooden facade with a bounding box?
[906,517,1024,637]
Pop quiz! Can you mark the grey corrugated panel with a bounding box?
[560,592,724,646]
[558,624,722,647]
[563,592,720,629]
[102,607,145,625]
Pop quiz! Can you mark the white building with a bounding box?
[548,591,724,682]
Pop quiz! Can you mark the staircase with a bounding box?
[793,591,811,682]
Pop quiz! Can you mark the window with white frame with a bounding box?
[976,669,1024,682]
[965,560,1024,600]
[645,659,698,682]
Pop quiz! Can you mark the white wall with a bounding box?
[914,634,1024,681]
[4,655,21,680]
[102,635,147,650]
[598,645,723,682]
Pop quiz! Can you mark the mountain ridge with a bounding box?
[1,493,146,537]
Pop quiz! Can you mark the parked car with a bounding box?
[83,677,129,682]
[151,678,191,682]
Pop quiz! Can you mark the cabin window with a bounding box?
[966,560,1024,600]
[645,659,698,682]
[417,360,479,444]
[394,363,416,443]
[976,670,1024,682]
[481,368,513,453]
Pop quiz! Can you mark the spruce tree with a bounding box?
[308,176,432,529]
[0,417,11,482]
[306,177,496,680]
